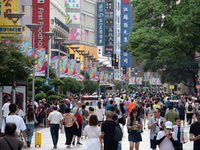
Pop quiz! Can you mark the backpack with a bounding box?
[188,103,193,111]
[114,122,123,142]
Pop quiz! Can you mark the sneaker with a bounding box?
[67,145,71,148]
[53,145,57,148]
[77,142,83,145]
[72,140,75,145]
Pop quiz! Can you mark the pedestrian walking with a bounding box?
[95,101,104,126]
[63,107,79,148]
[25,107,37,147]
[47,105,63,148]
[189,111,200,150]
[82,115,102,150]
[71,101,83,145]
[173,117,184,150]
[127,108,142,150]
[165,104,179,125]
[0,123,27,149]
[156,121,178,150]
[124,99,130,117]
[185,98,195,125]
[178,102,186,127]
[148,108,165,150]
[101,111,118,150]
[2,98,11,118]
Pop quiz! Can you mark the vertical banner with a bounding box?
[69,59,76,77]
[120,0,131,67]
[136,77,142,85]
[26,48,33,57]
[51,56,59,77]
[133,77,136,85]
[97,2,105,46]
[129,77,136,85]
[35,48,45,76]
[104,0,114,55]
[32,0,50,54]
[90,67,96,80]
[100,72,104,83]
[60,56,69,77]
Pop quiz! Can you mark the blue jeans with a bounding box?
[118,143,121,150]
[26,124,34,144]
[50,124,59,146]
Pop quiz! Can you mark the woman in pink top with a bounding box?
[124,99,130,117]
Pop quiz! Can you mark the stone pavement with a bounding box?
[24,123,193,150]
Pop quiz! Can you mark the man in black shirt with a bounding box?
[189,111,200,150]
[101,111,118,150]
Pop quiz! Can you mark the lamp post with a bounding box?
[26,24,41,108]
[42,32,55,81]
[5,12,24,38]
[70,46,80,59]
[62,42,72,55]
[54,37,65,79]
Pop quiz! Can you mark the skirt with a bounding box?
[82,138,101,150]
[128,130,142,142]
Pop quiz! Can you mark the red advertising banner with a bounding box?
[32,0,50,54]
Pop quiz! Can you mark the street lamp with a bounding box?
[62,42,72,55]
[26,24,41,108]
[54,37,66,79]
[70,46,80,59]
[42,32,55,81]
[5,12,24,38]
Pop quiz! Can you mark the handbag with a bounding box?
[183,132,188,143]
[60,125,65,134]
[74,108,82,123]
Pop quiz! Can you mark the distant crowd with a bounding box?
[1,91,200,150]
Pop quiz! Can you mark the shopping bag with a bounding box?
[61,126,65,134]
[183,132,188,143]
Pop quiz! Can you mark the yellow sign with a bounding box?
[0,25,23,34]
[0,0,18,25]
[170,85,174,90]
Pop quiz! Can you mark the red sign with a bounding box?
[78,74,85,82]
[32,0,50,54]
[121,76,125,81]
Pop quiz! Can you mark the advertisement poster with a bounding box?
[100,72,104,83]
[35,48,45,76]
[60,56,69,77]
[19,40,29,53]
[26,48,33,57]
[66,12,81,24]
[129,77,136,85]
[69,59,76,77]
[51,56,59,76]
[90,67,96,80]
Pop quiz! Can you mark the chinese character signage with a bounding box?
[121,0,131,67]
[97,2,105,46]
[0,0,18,25]
[65,0,80,9]
[105,0,114,55]
[0,25,23,34]
[32,0,50,54]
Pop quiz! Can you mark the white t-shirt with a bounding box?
[47,111,63,124]
[95,107,104,121]
[16,109,24,118]
[83,125,101,138]
[156,131,177,150]
[185,102,195,114]
[1,115,26,135]
[2,103,10,118]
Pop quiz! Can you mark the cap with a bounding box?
[165,121,173,129]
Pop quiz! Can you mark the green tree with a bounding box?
[0,41,34,87]
[125,0,200,93]
[49,78,64,92]
[83,79,98,94]
[45,62,57,79]
[112,80,122,91]
[80,70,90,79]
[28,77,45,94]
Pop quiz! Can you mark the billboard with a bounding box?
[66,12,81,24]
[0,0,18,25]
[97,2,105,46]
[32,0,50,54]
[120,0,131,67]
[65,0,80,9]
[104,0,114,55]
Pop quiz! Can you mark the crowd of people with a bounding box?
[0,91,200,150]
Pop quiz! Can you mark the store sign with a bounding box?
[120,0,131,67]
[0,0,18,25]
[104,0,114,55]
[32,0,50,54]
[0,25,23,34]
[97,2,105,46]
[65,0,80,9]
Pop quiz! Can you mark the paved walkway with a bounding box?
[24,123,193,150]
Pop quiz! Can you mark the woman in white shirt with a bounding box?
[82,115,102,150]
[95,102,104,126]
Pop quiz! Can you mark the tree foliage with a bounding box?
[83,79,98,94]
[112,80,122,91]
[0,41,34,87]
[125,0,200,93]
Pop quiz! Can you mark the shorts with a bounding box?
[150,136,157,149]
[179,115,185,120]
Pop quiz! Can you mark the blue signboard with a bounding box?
[121,0,131,67]
[97,2,105,46]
